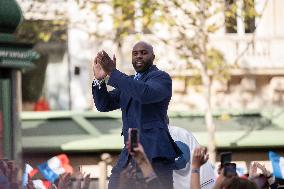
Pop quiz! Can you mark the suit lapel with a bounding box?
[124,65,158,111]
[123,75,134,110]
[140,65,157,82]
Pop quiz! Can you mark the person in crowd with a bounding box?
[92,41,182,189]
[26,168,91,189]
[0,159,19,189]
[249,161,278,189]
[118,142,164,189]
[168,119,215,189]
[189,146,260,189]
[189,146,210,189]
[213,162,257,189]
[221,177,258,189]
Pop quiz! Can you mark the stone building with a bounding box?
[16,0,284,112]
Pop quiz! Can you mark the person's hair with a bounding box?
[223,177,258,189]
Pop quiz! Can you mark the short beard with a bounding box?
[133,60,153,73]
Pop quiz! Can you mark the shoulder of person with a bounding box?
[169,126,193,138]
[148,68,171,79]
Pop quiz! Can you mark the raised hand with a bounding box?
[93,55,107,80]
[96,50,116,75]
[255,162,272,178]
[73,166,84,189]
[58,173,71,189]
[130,143,149,167]
[191,146,209,169]
[249,162,258,179]
[82,173,91,189]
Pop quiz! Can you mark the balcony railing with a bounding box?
[210,34,284,68]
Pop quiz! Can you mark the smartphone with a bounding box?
[128,128,139,152]
[220,152,232,167]
[224,163,237,177]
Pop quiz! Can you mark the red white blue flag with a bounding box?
[38,154,73,183]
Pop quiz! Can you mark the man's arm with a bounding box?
[108,69,172,104]
[95,50,171,104]
[92,80,120,112]
[92,52,120,112]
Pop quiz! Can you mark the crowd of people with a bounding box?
[0,142,283,189]
[1,40,283,189]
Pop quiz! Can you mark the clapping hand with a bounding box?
[93,55,107,80]
[249,162,258,179]
[249,161,272,179]
[96,50,116,75]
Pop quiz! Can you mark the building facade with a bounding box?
[17,0,284,112]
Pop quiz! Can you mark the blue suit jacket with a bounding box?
[92,65,181,171]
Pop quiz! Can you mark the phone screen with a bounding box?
[224,163,237,177]
[220,152,232,167]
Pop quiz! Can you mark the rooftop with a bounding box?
[21,109,284,153]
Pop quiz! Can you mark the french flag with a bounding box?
[269,151,284,179]
[32,180,51,189]
[38,154,73,183]
[22,164,38,188]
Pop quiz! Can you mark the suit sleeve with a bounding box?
[92,80,120,112]
[107,69,172,104]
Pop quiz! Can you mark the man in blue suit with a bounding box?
[92,41,181,189]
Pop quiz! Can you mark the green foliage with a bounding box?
[140,0,161,32]
[155,0,258,83]
[112,0,136,41]
[22,54,48,102]
[206,48,230,82]
[15,20,67,43]
[111,0,159,41]
[15,19,66,103]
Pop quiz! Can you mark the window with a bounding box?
[243,0,256,33]
[224,0,256,34]
[225,0,237,33]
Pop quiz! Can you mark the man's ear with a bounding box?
[152,54,155,61]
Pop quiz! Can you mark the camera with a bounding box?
[128,128,139,152]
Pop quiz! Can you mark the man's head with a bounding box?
[132,41,155,73]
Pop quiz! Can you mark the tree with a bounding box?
[17,0,260,157]
[93,0,159,68]
[154,0,258,163]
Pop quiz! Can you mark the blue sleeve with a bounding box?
[108,69,172,104]
[173,141,190,170]
[92,80,120,112]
